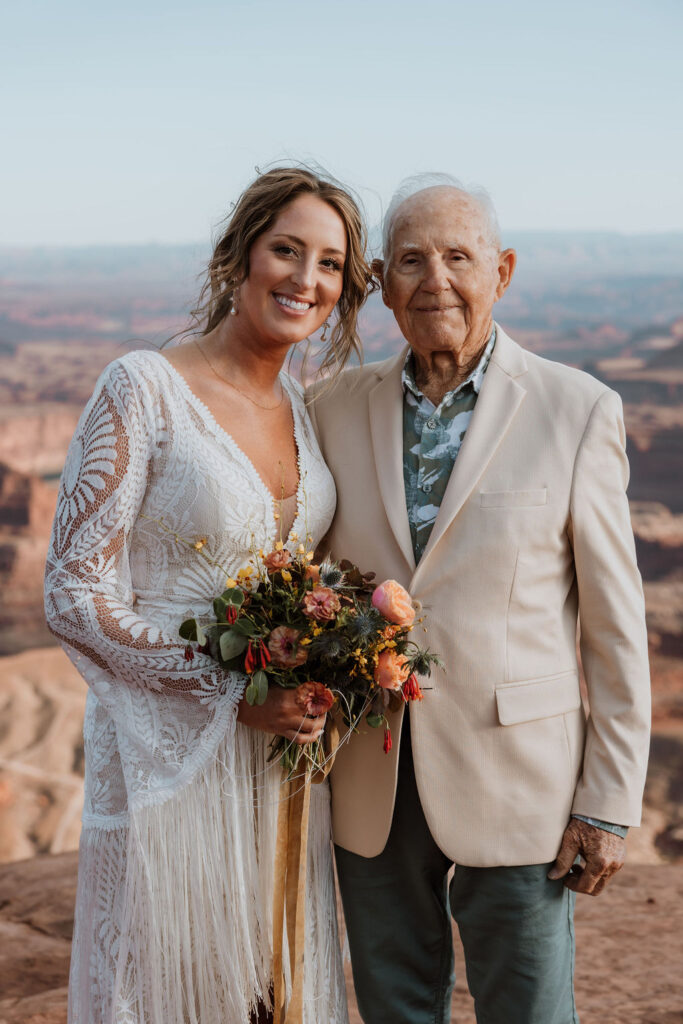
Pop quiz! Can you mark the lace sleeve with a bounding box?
[44,357,244,797]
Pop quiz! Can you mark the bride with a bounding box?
[44,166,373,1024]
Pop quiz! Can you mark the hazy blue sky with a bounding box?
[3,0,682,245]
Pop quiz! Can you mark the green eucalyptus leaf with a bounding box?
[179,618,198,641]
[219,630,248,661]
[222,588,245,607]
[231,618,257,637]
[253,669,269,705]
[245,681,259,705]
[213,596,228,619]
[366,713,384,729]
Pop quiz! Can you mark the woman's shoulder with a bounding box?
[93,347,176,397]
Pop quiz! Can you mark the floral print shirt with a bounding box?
[402,327,496,563]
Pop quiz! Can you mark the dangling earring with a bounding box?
[230,289,239,316]
[320,319,331,342]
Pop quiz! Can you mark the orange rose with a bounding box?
[372,580,415,628]
[305,564,321,584]
[295,682,335,717]
[263,548,292,572]
[374,649,410,691]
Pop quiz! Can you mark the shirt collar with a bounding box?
[402,325,496,405]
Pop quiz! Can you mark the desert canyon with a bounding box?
[0,238,682,1021]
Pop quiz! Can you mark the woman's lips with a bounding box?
[273,293,314,314]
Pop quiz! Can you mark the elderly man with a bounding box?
[308,175,650,1024]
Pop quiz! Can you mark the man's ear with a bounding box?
[370,258,384,284]
[495,248,516,301]
[371,258,392,308]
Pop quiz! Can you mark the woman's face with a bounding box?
[237,193,347,348]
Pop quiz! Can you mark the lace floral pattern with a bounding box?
[45,350,345,1023]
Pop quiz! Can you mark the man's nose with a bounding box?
[420,258,450,292]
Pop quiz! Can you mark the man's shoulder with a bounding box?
[306,353,402,408]
[498,326,613,413]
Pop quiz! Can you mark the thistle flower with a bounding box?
[348,609,381,641]
[309,632,348,664]
[319,558,346,590]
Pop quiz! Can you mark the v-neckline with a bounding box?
[154,352,304,540]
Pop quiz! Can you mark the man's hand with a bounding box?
[547,818,626,896]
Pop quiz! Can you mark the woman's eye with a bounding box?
[275,245,296,257]
[322,258,342,271]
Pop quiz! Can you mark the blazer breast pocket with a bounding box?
[480,488,547,509]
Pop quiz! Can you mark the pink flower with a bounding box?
[267,626,308,669]
[295,682,335,717]
[302,587,341,622]
[374,649,410,691]
[263,548,292,572]
[372,580,415,628]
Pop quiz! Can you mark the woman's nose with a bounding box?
[290,256,317,291]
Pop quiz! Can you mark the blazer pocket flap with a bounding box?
[496,670,581,726]
[480,488,547,508]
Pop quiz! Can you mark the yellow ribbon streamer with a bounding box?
[271,720,340,1024]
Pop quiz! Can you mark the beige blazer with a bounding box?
[307,325,651,867]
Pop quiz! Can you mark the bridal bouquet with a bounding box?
[179,540,442,774]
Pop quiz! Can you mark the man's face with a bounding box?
[381,187,515,359]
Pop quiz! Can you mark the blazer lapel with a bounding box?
[412,327,528,582]
[368,348,416,574]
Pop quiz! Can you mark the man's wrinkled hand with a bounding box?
[547,818,625,896]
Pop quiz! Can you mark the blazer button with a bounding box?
[413,599,423,614]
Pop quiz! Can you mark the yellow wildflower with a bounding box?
[305,551,315,562]
[296,543,306,555]
[275,541,284,551]
[289,532,298,542]
[226,577,238,588]
[281,569,292,582]
[193,537,208,551]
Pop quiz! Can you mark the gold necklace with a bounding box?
[192,338,285,412]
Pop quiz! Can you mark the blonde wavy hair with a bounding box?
[186,167,375,378]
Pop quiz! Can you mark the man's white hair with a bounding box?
[381,172,501,259]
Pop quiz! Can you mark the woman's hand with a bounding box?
[236,686,326,744]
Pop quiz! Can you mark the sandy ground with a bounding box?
[0,853,681,1023]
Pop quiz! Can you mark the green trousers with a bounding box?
[335,721,579,1024]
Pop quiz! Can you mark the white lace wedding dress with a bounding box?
[44,349,347,1024]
